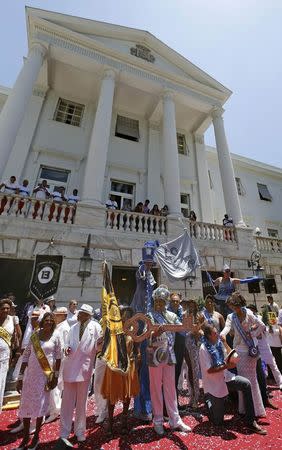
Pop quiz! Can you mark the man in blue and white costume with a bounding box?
[131,241,158,422]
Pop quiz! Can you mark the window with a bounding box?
[109,180,135,209]
[208,170,213,189]
[268,229,279,238]
[54,98,84,127]
[36,166,70,193]
[177,133,188,155]
[235,177,245,196]
[115,115,139,142]
[180,193,190,218]
[257,183,272,201]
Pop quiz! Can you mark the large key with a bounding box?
[123,312,194,343]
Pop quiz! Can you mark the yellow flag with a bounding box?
[100,261,128,374]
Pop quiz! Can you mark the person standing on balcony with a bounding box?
[0,175,19,214]
[64,189,80,223]
[213,266,240,318]
[188,210,197,238]
[143,199,150,214]
[106,195,118,229]
[32,179,50,219]
[223,214,234,240]
[105,194,118,209]
[16,179,30,215]
[48,186,67,222]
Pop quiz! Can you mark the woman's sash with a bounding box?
[0,326,12,347]
[30,332,54,387]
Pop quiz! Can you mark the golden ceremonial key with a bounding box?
[123,312,194,342]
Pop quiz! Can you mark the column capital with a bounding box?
[32,85,49,98]
[211,106,225,120]
[102,68,116,81]
[161,89,175,101]
[193,134,204,145]
[29,42,48,58]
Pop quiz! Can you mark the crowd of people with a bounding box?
[0,175,79,222]
[1,265,282,448]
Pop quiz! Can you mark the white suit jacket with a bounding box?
[63,319,102,383]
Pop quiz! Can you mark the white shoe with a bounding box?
[45,414,59,424]
[10,421,36,435]
[153,424,165,436]
[77,435,86,442]
[172,421,191,433]
[10,422,24,433]
[279,383,282,391]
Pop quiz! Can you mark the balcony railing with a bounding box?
[0,193,76,224]
[105,209,167,235]
[185,220,237,242]
[105,209,237,242]
[256,236,281,254]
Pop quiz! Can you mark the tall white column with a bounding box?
[0,43,47,178]
[147,121,162,205]
[212,107,245,226]
[2,86,48,180]
[162,91,181,215]
[82,69,115,205]
[194,134,214,223]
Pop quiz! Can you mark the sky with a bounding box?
[1,0,282,168]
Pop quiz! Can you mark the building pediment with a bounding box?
[26,7,231,102]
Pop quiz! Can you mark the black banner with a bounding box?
[30,255,63,300]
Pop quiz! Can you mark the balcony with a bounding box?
[0,193,75,224]
[105,208,237,243]
[0,194,239,245]
[256,236,281,254]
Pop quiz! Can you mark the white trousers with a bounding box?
[149,363,182,428]
[48,385,62,416]
[60,381,89,439]
[268,360,282,386]
[0,359,9,412]
[93,358,108,418]
[12,354,22,380]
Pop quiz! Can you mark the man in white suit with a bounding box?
[60,304,102,442]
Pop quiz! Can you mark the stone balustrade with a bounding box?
[105,209,237,242]
[183,219,237,243]
[0,193,76,224]
[256,236,281,254]
[105,209,167,235]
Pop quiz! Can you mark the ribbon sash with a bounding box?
[0,326,12,347]
[30,332,53,383]
[232,310,255,349]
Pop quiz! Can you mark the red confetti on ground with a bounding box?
[0,384,281,449]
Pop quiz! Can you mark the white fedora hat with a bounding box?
[77,304,93,316]
[54,307,68,314]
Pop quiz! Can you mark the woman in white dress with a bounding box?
[0,298,14,412]
[220,292,266,418]
[16,312,61,450]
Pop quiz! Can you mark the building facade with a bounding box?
[0,7,281,309]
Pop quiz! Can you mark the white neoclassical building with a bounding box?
[0,7,281,309]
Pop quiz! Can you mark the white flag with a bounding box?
[155,231,202,282]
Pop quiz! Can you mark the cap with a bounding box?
[45,295,56,303]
